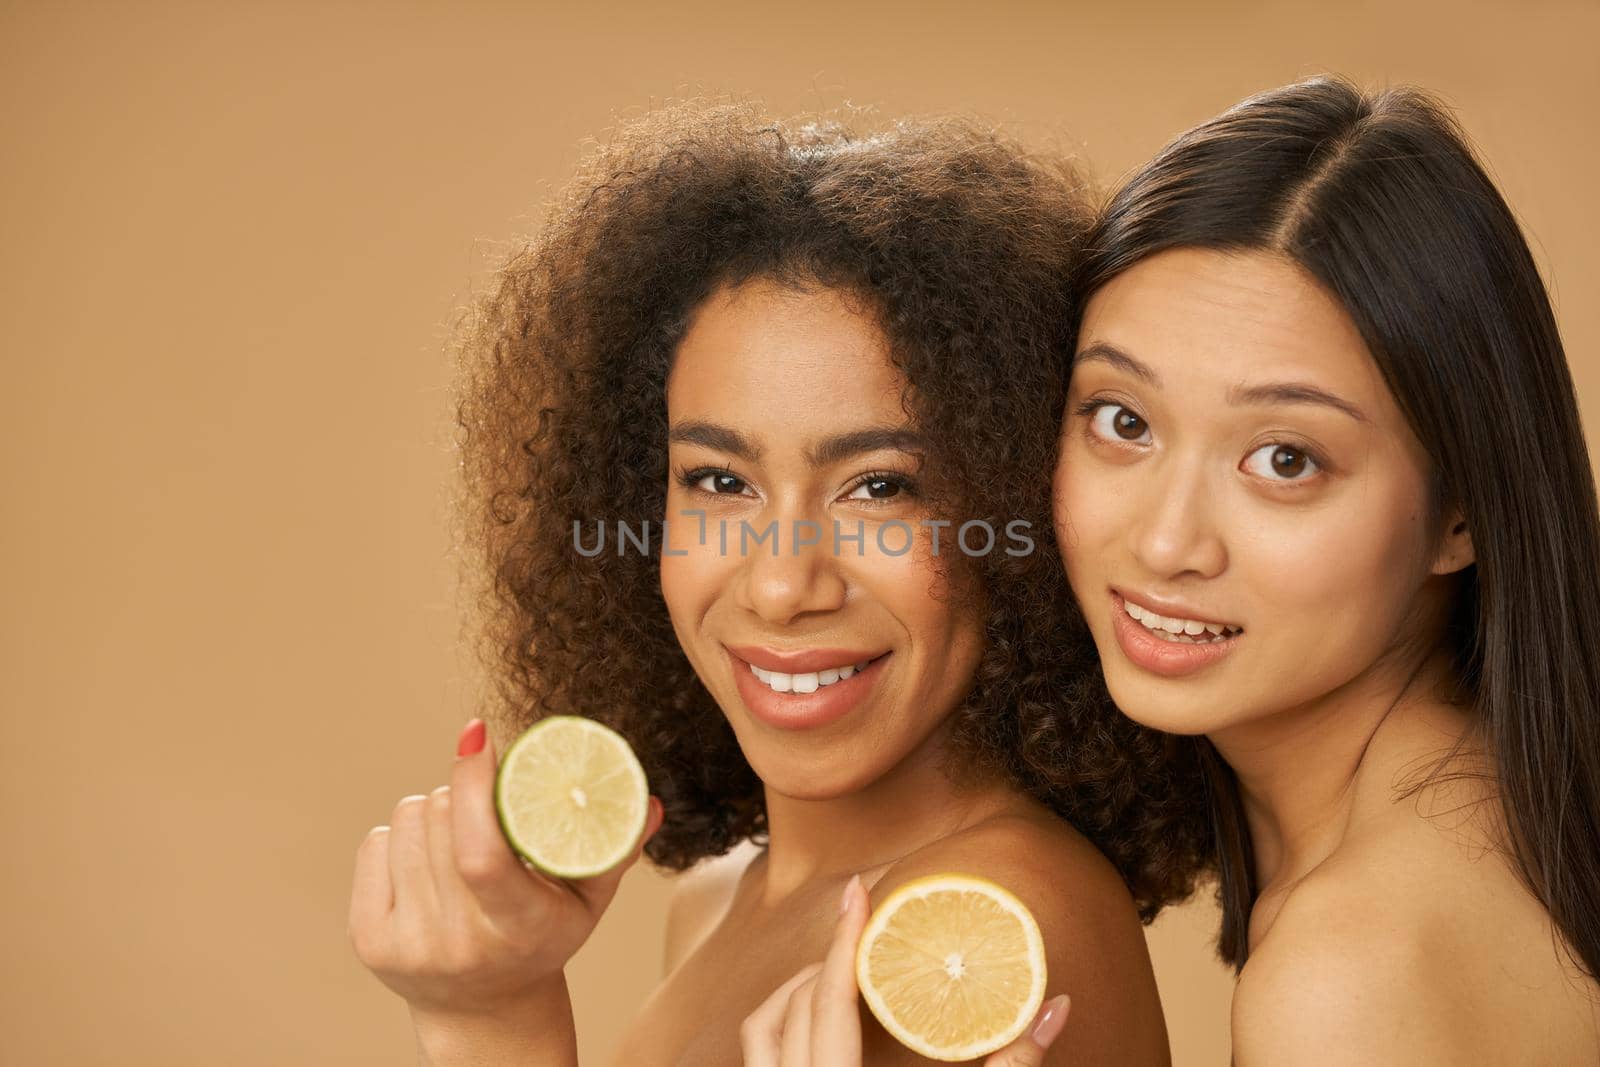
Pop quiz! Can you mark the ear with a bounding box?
[1429,506,1475,576]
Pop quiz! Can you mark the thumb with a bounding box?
[566,794,664,917]
[984,994,1070,1067]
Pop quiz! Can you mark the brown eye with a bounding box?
[1271,447,1306,477]
[692,471,747,494]
[862,478,899,499]
[1243,442,1321,482]
[1114,410,1147,440]
[1088,404,1152,444]
[846,474,915,501]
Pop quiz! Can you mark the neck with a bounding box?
[755,721,1016,902]
[1210,641,1455,899]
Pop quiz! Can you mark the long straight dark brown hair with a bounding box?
[1078,76,1600,978]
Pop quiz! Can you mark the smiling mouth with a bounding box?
[744,652,892,694]
[1119,597,1242,644]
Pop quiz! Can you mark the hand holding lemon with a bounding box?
[741,872,1071,1066]
[347,716,660,1065]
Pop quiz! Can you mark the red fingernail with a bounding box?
[456,718,486,757]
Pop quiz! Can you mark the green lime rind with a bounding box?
[493,715,650,880]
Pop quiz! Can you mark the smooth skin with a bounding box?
[1052,247,1600,1065]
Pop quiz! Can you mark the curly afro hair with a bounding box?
[452,102,1215,919]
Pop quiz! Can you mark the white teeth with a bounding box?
[1122,599,1241,642]
[748,659,870,693]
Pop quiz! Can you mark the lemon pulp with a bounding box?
[855,873,1047,1061]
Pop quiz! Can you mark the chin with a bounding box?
[743,747,877,802]
[1101,671,1227,737]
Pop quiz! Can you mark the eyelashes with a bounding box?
[844,472,919,501]
[672,466,920,503]
[1073,397,1332,485]
[676,467,750,496]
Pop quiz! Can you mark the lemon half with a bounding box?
[493,716,650,880]
[855,873,1048,1061]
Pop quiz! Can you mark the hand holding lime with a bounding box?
[493,716,652,880]
[350,714,661,1058]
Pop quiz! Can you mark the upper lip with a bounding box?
[1114,588,1242,630]
[725,644,889,674]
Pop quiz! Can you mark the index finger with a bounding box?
[809,874,869,1063]
[449,718,537,915]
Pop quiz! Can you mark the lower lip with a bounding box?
[728,649,890,731]
[1109,592,1240,678]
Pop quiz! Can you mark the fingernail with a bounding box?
[1030,994,1070,1048]
[456,718,486,758]
[839,873,861,915]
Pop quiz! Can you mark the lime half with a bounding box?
[494,716,650,879]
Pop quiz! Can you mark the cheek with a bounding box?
[856,540,947,635]
[1051,447,1124,582]
[656,553,691,621]
[858,541,985,688]
[1235,489,1434,656]
[658,507,732,625]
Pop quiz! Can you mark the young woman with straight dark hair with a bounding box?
[1050,76,1600,1061]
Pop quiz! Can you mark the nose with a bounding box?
[733,514,848,626]
[1129,458,1228,581]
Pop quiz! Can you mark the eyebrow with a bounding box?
[667,420,926,466]
[668,421,757,459]
[1226,381,1368,423]
[1074,342,1162,387]
[1074,341,1367,423]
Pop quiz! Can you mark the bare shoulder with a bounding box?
[870,811,1140,934]
[870,811,1169,1066]
[1235,830,1600,1066]
[660,838,763,977]
[1233,878,1473,1066]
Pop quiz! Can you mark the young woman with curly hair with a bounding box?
[347,104,1216,1066]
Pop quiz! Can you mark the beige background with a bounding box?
[3,1,1595,1064]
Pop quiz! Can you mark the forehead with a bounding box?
[666,279,906,422]
[1078,247,1376,392]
